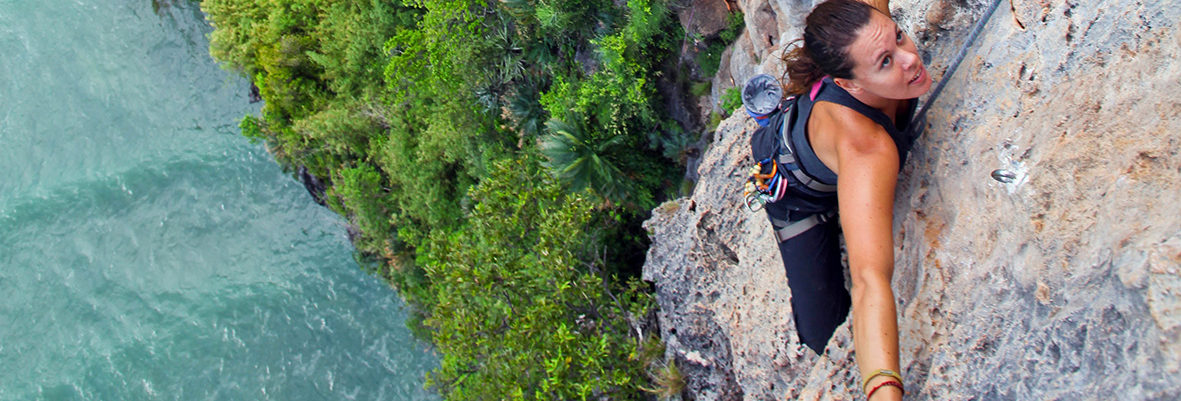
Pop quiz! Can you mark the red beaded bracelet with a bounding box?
[866,380,904,399]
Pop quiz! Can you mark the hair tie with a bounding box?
[861,369,903,394]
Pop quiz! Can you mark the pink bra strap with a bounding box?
[809,76,829,101]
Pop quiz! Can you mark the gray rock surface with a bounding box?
[645,0,1181,399]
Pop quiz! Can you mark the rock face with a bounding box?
[644,0,1181,399]
[677,0,733,40]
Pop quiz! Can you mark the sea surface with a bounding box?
[0,1,438,399]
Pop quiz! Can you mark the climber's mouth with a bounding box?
[909,66,927,86]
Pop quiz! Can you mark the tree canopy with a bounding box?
[202,0,697,397]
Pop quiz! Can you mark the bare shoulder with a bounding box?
[810,101,896,167]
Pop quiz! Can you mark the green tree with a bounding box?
[539,115,629,202]
[507,76,549,141]
[203,1,687,398]
[326,163,393,252]
[419,156,654,400]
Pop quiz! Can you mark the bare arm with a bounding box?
[835,121,903,401]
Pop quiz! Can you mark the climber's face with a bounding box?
[836,11,932,100]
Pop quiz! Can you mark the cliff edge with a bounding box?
[644,0,1181,399]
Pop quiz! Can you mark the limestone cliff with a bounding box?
[645,0,1181,399]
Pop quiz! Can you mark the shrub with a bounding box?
[720,86,743,115]
[420,157,655,399]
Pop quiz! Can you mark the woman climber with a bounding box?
[746,0,931,399]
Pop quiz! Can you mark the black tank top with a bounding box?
[789,77,919,186]
[763,77,919,220]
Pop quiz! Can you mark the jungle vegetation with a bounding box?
[201,0,731,397]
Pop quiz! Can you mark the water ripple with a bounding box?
[0,0,438,399]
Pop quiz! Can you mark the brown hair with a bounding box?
[781,0,877,95]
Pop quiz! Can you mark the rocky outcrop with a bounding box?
[678,1,734,40]
[645,0,1181,399]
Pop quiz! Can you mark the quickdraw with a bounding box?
[743,158,781,212]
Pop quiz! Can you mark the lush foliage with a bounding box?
[720,87,743,115]
[202,0,692,397]
[420,157,657,399]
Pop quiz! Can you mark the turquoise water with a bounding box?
[0,1,437,399]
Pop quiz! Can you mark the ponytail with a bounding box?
[780,0,877,96]
[781,41,825,96]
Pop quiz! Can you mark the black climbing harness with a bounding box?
[769,210,837,242]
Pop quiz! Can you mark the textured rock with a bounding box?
[646,1,1181,399]
[678,0,733,40]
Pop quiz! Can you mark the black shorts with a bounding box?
[766,207,850,353]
